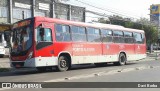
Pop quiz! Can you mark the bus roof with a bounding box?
[34,16,144,33]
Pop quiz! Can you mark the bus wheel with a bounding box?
[57,56,69,72]
[114,53,126,66]
[36,67,47,72]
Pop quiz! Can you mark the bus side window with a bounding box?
[101,29,112,42]
[141,33,145,44]
[37,28,52,42]
[124,31,134,43]
[134,33,143,44]
[87,28,101,42]
[113,30,124,43]
[71,26,86,42]
[55,24,71,42]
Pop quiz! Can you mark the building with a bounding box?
[150,4,160,39]
[0,0,85,32]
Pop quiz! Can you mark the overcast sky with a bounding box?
[65,0,160,21]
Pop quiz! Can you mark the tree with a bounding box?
[98,17,110,24]
[97,15,158,44]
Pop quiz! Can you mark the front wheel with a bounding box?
[56,56,70,72]
[114,53,126,66]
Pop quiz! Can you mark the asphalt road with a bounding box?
[0,57,159,82]
[0,56,160,91]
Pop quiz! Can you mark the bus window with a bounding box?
[37,28,52,42]
[141,33,145,44]
[124,31,134,43]
[55,24,71,42]
[101,29,112,42]
[71,26,86,42]
[87,28,101,42]
[134,33,143,44]
[113,30,124,43]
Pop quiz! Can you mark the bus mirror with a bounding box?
[4,30,11,42]
[40,28,45,36]
[4,32,7,41]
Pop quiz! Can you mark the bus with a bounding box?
[10,16,146,71]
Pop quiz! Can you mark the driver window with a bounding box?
[37,28,52,42]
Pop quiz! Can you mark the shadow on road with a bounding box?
[0,62,137,77]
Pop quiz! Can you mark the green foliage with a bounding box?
[97,16,158,44]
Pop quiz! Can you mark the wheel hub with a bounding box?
[60,60,67,68]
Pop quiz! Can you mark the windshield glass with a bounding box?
[11,26,32,53]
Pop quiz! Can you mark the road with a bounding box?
[0,55,160,91]
[0,57,159,82]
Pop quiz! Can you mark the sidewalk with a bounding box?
[0,58,10,68]
[147,51,160,58]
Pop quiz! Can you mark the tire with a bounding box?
[56,56,70,72]
[114,53,126,66]
[36,67,47,72]
[94,63,107,67]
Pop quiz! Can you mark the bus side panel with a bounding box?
[124,44,135,61]
[102,43,118,62]
[111,43,122,61]
[72,42,102,64]
[53,42,72,57]
[134,43,146,60]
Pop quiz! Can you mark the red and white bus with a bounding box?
[10,16,146,71]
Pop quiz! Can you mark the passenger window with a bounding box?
[55,24,71,42]
[113,30,124,43]
[101,29,112,42]
[87,28,101,42]
[124,31,134,43]
[71,26,86,42]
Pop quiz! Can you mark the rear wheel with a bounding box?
[114,53,126,66]
[56,56,70,72]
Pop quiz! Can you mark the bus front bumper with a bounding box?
[10,57,58,68]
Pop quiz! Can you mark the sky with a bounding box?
[64,0,160,22]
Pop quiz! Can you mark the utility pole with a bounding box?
[22,11,24,19]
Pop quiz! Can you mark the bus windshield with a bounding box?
[11,26,32,55]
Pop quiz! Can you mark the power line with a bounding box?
[75,0,140,20]
[83,0,140,18]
